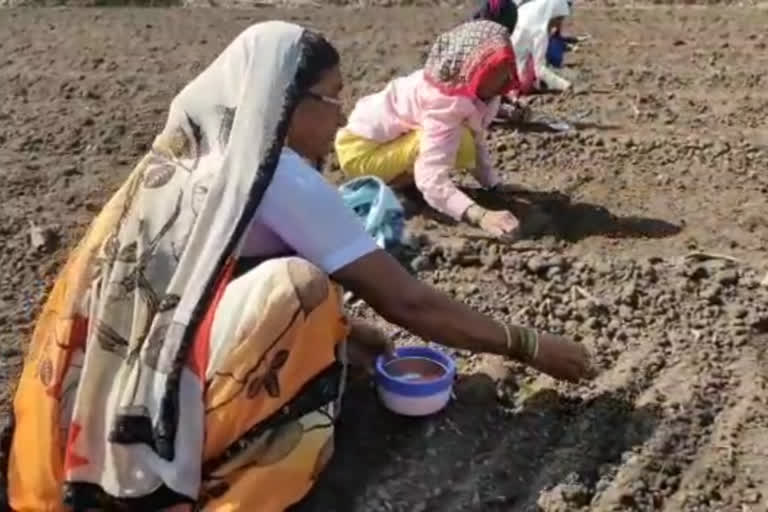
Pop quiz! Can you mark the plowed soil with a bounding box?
[1,5,767,511]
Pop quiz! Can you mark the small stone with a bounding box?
[546,266,562,280]
[751,314,768,333]
[427,245,444,260]
[526,256,547,273]
[560,483,590,506]
[726,304,747,319]
[620,282,639,307]
[585,317,601,330]
[619,305,634,319]
[1,346,21,358]
[716,269,739,286]
[411,255,434,272]
[685,265,709,280]
[744,490,761,504]
[700,284,722,303]
[28,222,60,254]
[454,373,498,405]
[537,482,590,511]
[455,253,481,267]
[565,320,580,332]
[482,252,502,270]
[376,488,391,502]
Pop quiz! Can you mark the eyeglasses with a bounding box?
[304,91,343,107]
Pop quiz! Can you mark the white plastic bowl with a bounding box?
[374,346,456,417]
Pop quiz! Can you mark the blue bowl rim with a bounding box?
[374,346,456,398]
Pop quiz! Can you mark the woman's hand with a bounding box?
[479,210,521,239]
[529,332,595,383]
[498,101,532,123]
[346,319,395,375]
[464,205,521,239]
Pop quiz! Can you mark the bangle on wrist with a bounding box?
[502,323,539,363]
[502,322,512,353]
[519,326,539,362]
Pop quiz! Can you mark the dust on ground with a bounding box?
[0,6,767,511]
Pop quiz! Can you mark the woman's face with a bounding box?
[476,64,513,101]
[286,65,345,166]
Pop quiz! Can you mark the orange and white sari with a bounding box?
[2,21,348,512]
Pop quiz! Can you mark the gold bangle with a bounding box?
[519,327,539,362]
[502,323,539,363]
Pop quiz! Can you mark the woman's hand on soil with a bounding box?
[499,102,531,123]
[530,333,595,383]
[347,319,395,375]
[480,210,521,239]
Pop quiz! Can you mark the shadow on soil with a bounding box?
[292,383,660,512]
[400,185,683,243]
[490,118,622,134]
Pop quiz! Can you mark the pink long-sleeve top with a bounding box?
[344,70,501,220]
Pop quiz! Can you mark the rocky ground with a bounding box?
[1,5,767,511]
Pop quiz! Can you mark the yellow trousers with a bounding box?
[335,127,477,183]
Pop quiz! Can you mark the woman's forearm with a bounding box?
[335,250,536,363]
[384,280,535,363]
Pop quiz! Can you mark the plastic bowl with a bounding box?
[374,346,456,417]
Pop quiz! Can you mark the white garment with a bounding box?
[239,147,378,273]
[511,0,571,91]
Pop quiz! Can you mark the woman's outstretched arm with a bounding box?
[333,249,593,383]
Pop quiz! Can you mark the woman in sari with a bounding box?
[2,21,592,512]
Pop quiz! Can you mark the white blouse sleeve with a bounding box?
[255,150,379,274]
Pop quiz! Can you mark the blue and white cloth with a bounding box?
[339,176,405,250]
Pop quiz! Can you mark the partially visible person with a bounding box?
[470,0,518,31]
[1,21,593,512]
[546,0,579,68]
[512,0,573,93]
[336,21,523,239]
[470,0,532,123]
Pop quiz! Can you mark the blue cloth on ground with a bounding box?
[339,176,405,250]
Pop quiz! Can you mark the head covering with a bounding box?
[424,20,519,98]
[8,21,327,506]
[512,0,570,80]
[471,0,518,32]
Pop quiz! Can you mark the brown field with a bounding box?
[1,5,767,511]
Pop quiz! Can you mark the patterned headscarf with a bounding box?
[424,20,518,98]
[471,0,518,32]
